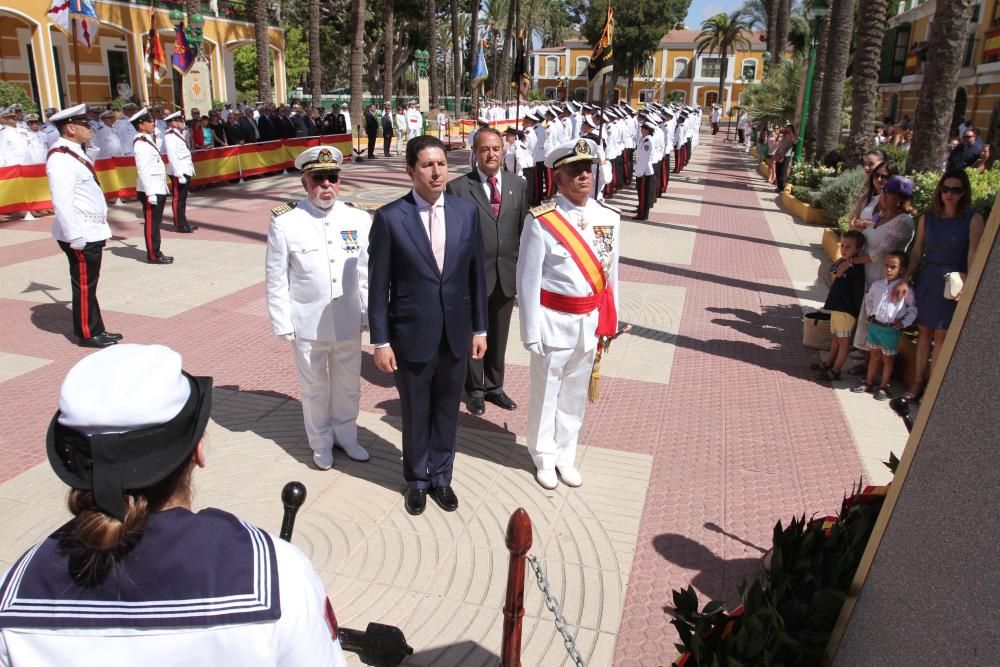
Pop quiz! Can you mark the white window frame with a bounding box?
[673,57,689,79]
[545,57,559,77]
[544,86,557,99]
[575,56,589,77]
[638,88,655,103]
[741,59,758,81]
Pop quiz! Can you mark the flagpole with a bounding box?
[71,17,83,104]
[514,0,522,122]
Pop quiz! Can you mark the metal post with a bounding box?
[794,35,817,163]
[500,508,532,666]
[71,18,83,104]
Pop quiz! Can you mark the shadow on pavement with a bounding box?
[405,640,501,666]
[107,239,150,262]
[653,532,763,608]
[28,301,75,341]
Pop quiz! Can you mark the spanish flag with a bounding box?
[587,5,614,82]
[146,11,168,83]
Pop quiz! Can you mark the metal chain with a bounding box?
[527,555,586,667]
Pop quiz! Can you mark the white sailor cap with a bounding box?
[164,110,183,121]
[0,105,14,117]
[48,103,88,123]
[294,145,343,172]
[580,115,596,128]
[642,121,658,132]
[24,113,40,122]
[99,109,117,119]
[129,107,153,123]
[544,138,600,169]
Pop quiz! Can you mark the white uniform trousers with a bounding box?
[526,343,596,470]
[292,335,362,453]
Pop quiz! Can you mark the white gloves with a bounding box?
[279,332,295,342]
[179,176,187,185]
[523,341,543,355]
[69,237,86,250]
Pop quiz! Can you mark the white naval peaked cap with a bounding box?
[99,109,116,119]
[129,107,152,123]
[544,138,599,169]
[580,115,595,128]
[0,105,15,117]
[294,145,343,172]
[57,344,191,435]
[48,103,88,123]
[164,110,183,121]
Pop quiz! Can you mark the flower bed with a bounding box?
[782,190,830,226]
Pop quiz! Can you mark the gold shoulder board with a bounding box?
[530,200,557,217]
[346,202,374,212]
[271,201,297,217]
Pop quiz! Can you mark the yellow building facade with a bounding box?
[878,0,1000,140]
[0,0,285,113]
[531,30,772,112]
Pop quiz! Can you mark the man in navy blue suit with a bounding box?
[368,135,489,516]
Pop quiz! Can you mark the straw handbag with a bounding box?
[802,311,832,351]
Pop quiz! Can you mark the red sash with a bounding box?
[134,135,158,149]
[47,146,100,187]
[535,207,617,337]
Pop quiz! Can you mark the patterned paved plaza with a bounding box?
[0,129,906,665]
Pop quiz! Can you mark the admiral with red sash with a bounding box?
[516,138,621,490]
[44,104,121,348]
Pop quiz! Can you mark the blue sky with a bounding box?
[684,0,739,28]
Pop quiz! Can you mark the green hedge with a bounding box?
[816,168,867,222]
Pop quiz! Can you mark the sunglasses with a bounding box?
[308,172,339,184]
[873,172,890,180]
[940,186,964,195]
[963,134,975,139]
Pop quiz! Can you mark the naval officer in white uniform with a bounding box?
[163,111,197,233]
[130,107,172,264]
[516,139,621,490]
[265,146,372,470]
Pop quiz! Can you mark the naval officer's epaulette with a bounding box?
[346,201,375,212]
[270,201,297,217]
[596,200,621,215]
[529,200,557,217]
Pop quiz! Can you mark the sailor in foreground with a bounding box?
[516,139,620,489]
[265,146,372,470]
[163,111,198,233]
[0,344,348,666]
[130,107,173,264]
[45,104,121,348]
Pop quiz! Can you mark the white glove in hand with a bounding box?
[280,332,295,342]
[69,237,86,250]
[179,176,187,184]
[523,341,543,355]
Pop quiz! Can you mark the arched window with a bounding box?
[638,88,655,103]
[545,57,559,77]
[576,57,589,76]
[544,87,557,99]
[640,56,655,78]
[673,58,689,79]
[741,59,758,81]
[669,89,686,103]
[572,87,588,101]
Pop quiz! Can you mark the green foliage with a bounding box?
[880,143,909,172]
[742,58,802,129]
[790,185,820,206]
[836,214,851,235]
[0,81,37,114]
[816,168,868,222]
[670,482,887,665]
[283,25,310,91]
[909,165,1000,219]
[909,169,941,218]
[787,162,836,189]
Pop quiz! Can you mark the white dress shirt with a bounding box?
[46,138,111,244]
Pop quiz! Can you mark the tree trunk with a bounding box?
[468,0,481,87]
[719,48,728,111]
[383,0,395,103]
[773,0,789,66]
[805,10,831,161]
[498,0,517,103]
[350,0,366,136]
[308,0,321,105]
[814,0,854,161]
[426,0,439,105]
[450,0,462,112]
[907,0,977,173]
[254,0,272,103]
[843,0,889,167]
[768,0,781,66]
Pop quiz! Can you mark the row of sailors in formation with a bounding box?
[497,100,703,193]
[0,103,190,167]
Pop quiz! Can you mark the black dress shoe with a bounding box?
[79,333,117,348]
[102,331,123,341]
[176,226,195,233]
[150,255,174,264]
[431,485,459,512]
[484,391,517,411]
[466,395,486,416]
[404,488,427,516]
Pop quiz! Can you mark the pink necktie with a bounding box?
[429,204,445,271]
[488,176,501,217]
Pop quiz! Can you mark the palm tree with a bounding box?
[254,0,272,102]
[498,0,518,103]
[741,0,768,31]
[450,0,462,111]
[427,0,439,104]
[907,0,979,173]
[349,0,366,135]
[767,0,779,65]
[774,0,790,65]
[843,0,889,167]
[382,0,395,104]
[468,0,481,94]
[696,11,752,111]
[814,0,854,161]
[308,0,321,105]
[804,8,830,160]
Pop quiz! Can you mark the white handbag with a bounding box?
[943,272,964,300]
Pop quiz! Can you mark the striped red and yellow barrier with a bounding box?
[0,134,352,217]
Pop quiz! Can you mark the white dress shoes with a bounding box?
[312,448,334,470]
[535,468,558,490]
[557,465,583,487]
[336,441,370,462]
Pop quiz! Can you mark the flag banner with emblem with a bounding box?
[48,0,101,50]
[146,13,168,83]
[512,30,530,96]
[172,25,196,75]
[471,40,489,86]
[587,5,614,82]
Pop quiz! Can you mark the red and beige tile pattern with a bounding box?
[0,131,904,665]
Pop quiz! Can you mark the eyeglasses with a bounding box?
[962,134,975,139]
[308,172,339,184]
[873,172,890,180]
[940,186,964,195]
